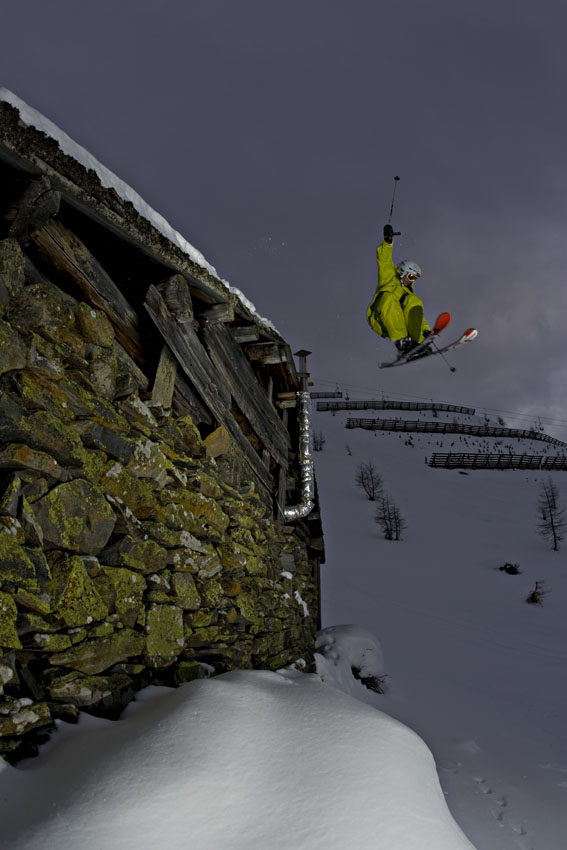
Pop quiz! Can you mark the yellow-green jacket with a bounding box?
[366,240,429,343]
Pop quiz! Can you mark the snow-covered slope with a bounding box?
[314,400,567,850]
[1,401,565,850]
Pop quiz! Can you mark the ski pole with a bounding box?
[433,340,457,373]
[388,176,400,224]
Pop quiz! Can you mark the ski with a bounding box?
[379,312,450,368]
[380,327,477,369]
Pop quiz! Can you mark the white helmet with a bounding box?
[398,260,422,279]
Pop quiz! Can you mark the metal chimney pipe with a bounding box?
[283,350,315,522]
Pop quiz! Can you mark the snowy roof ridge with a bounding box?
[0,88,278,334]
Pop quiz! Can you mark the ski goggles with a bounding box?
[404,272,419,282]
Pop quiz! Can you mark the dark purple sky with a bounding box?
[2,0,566,436]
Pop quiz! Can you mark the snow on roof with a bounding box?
[0,88,278,334]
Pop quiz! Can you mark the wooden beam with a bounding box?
[201,302,234,323]
[144,285,274,493]
[245,342,288,364]
[30,218,144,362]
[5,176,61,242]
[149,345,177,410]
[203,322,290,469]
[231,325,259,344]
[173,373,213,427]
[157,274,194,324]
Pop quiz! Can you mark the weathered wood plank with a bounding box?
[231,325,259,344]
[157,274,194,323]
[144,285,274,493]
[201,302,234,323]
[245,342,288,364]
[173,373,213,427]
[30,218,144,362]
[203,323,290,469]
[5,176,61,242]
[149,345,177,410]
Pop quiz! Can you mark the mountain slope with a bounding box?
[313,401,567,850]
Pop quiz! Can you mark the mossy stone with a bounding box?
[48,670,133,708]
[76,302,115,347]
[0,535,39,592]
[171,660,201,685]
[33,479,116,554]
[189,609,213,628]
[49,628,145,675]
[0,592,21,649]
[102,536,168,574]
[20,410,104,481]
[0,701,52,736]
[171,573,201,610]
[101,462,156,518]
[0,319,27,376]
[145,605,184,667]
[99,566,146,626]
[51,555,109,628]
[176,415,204,457]
[0,443,63,480]
[202,580,224,607]
[32,632,73,652]
[128,439,172,486]
[219,540,254,571]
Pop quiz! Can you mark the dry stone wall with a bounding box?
[0,237,319,761]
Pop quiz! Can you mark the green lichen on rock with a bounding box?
[161,487,229,534]
[101,462,156,518]
[101,536,168,574]
[235,591,265,629]
[48,670,133,708]
[48,627,145,675]
[76,302,115,347]
[170,660,201,686]
[145,605,184,667]
[198,579,222,608]
[218,540,255,571]
[0,701,52,736]
[128,439,172,486]
[0,535,39,593]
[0,443,63,480]
[98,566,146,627]
[190,609,213,628]
[20,410,105,481]
[32,479,116,554]
[0,318,27,376]
[51,555,109,628]
[175,414,204,457]
[32,632,73,652]
[0,592,21,649]
[171,572,201,610]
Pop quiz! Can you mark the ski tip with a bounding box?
[434,312,451,331]
[463,328,478,341]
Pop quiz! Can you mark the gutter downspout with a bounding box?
[284,350,315,522]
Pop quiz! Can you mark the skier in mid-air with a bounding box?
[367,223,431,355]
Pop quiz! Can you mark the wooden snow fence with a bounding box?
[344,418,567,447]
[318,400,475,413]
[428,453,567,471]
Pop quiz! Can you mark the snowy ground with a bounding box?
[314,402,567,850]
[1,402,566,850]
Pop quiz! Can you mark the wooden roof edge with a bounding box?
[0,100,284,343]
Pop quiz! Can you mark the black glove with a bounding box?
[383,224,394,243]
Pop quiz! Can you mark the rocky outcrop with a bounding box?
[0,237,319,761]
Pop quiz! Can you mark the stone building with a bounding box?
[0,92,324,761]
